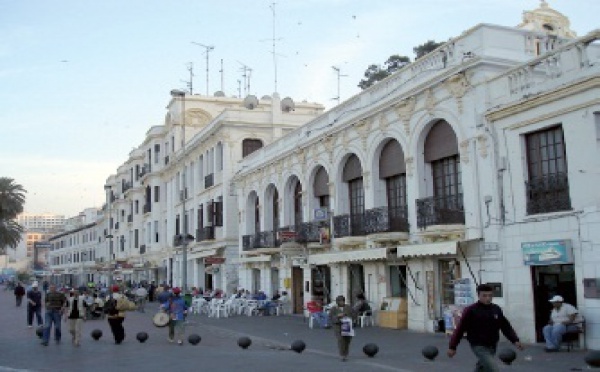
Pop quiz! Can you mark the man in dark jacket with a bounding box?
[27,282,43,327]
[14,282,25,306]
[448,284,523,372]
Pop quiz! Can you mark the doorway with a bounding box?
[348,264,365,306]
[531,264,576,342]
[271,268,280,296]
[292,266,304,314]
[311,265,331,305]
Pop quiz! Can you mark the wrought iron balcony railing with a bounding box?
[242,230,279,251]
[143,204,151,213]
[416,193,464,229]
[364,206,409,234]
[196,227,215,242]
[526,173,571,215]
[333,213,366,238]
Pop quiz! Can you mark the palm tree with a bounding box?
[0,177,27,253]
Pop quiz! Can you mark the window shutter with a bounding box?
[206,201,214,226]
[214,201,223,227]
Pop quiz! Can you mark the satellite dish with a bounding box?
[281,97,295,112]
[261,95,272,101]
[244,95,259,110]
[214,91,225,97]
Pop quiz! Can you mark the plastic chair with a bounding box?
[562,316,586,351]
[359,310,375,327]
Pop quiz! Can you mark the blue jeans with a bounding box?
[470,345,498,372]
[42,309,62,343]
[543,323,578,349]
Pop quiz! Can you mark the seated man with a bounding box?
[306,297,329,328]
[261,291,281,316]
[543,295,583,352]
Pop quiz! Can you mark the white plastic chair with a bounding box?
[359,310,375,327]
[245,300,259,316]
[214,299,228,318]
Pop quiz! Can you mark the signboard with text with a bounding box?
[521,240,573,266]
[205,257,225,265]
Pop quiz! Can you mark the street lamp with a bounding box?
[170,89,189,292]
[104,184,114,288]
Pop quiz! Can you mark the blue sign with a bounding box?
[522,240,573,266]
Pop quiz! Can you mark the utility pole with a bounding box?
[191,42,215,95]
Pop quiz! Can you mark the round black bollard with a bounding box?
[584,350,600,368]
[136,332,149,343]
[498,348,517,365]
[363,343,379,358]
[35,326,44,339]
[91,329,103,341]
[238,336,252,349]
[291,340,306,353]
[422,345,439,361]
[188,334,201,345]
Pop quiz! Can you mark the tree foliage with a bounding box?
[358,40,444,90]
[0,177,26,252]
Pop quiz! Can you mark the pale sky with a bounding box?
[1,0,598,217]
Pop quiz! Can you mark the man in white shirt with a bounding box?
[135,286,148,313]
[543,295,582,352]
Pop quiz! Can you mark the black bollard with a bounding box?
[35,326,44,339]
[422,345,439,361]
[238,336,252,349]
[188,334,201,345]
[91,329,102,341]
[291,340,306,353]
[498,348,517,365]
[136,332,149,343]
[584,350,600,368]
[363,343,379,358]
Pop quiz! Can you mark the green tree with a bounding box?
[357,55,411,90]
[413,40,444,59]
[0,177,26,253]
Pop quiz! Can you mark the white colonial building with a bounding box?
[232,2,600,347]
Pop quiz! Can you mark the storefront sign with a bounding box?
[205,257,225,265]
[521,240,573,266]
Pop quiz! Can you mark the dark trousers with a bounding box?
[16,295,23,306]
[336,335,352,357]
[28,305,43,326]
[107,317,125,343]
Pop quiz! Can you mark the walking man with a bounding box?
[162,287,187,345]
[106,285,126,344]
[64,289,87,347]
[448,283,524,372]
[14,282,25,307]
[27,282,43,328]
[41,284,66,346]
[329,295,354,361]
[135,285,148,313]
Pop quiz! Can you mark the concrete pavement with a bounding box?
[0,290,592,371]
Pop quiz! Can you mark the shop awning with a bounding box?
[397,241,457,258]
[308,247,389,265]
[188,248,218,260]
[239,255,272,263]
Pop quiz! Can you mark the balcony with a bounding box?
[114,222,120,230]
[195,226,215,242]
[364,206,409,234]
[279,221,330,244]
[127,215,133,223]
[333,214,366,238]
[143,203,151,213]
[416,193,464,229]
[140,245,146,254]
[123,181,133,193]
[242,230,279,251]
[205,173,214,188]
[526,173,571,215]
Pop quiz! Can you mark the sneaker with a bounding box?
[168,338,174,343]
[177,340,183,345]
[28,325,33,328]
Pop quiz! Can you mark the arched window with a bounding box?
[379,140,408,231]
[313,166,330,208]
[272,189,279,230]
[294,182,303,225]
[254,197,260,233]
[343,154,364,236]
[243,139,263,157]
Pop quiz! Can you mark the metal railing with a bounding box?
[364,206,409,234]
[242,230,279,251]
[416,193,464,229]
[333,213,366,238]
[526,173,571,215]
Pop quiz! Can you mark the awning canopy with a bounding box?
[188,248,219,260]
[239,255,272,263]
[308,247,389,265]
[397,241,457,258]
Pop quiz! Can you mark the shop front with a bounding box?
[522,240,577,342]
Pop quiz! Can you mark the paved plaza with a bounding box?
[0,290,593,371]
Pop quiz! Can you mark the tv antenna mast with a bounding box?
[219,59,224,92]
[185,62,194,94]
[237,61,252,96]
[331,65,348,106]
[191,41,215,95]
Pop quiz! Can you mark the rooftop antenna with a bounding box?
[269,3,280,92]
[219,59,224,92]
[237,79,242,98]
[331,65,348,105]
[237,61,252,96]
[186,62,194,95]
[191,41,215,95]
